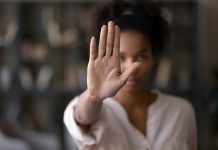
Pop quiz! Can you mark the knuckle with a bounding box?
[108,31,114,34]
[106,43,113,47]
[98,45,106,50]
[113,55,119,58]
[113,45,120,49]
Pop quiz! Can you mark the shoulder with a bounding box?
[152,91,197,138]
[154,91,195,120]
[156,92,197,146]
[159,92,194,111]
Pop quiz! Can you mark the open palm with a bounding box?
[87,21,139,101]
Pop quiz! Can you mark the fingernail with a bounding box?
[108,21,114,25]
[115,25,120,30]
[101,25,106,29]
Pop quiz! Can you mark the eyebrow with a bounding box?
[138,49,149,53]
[120,49,149,55]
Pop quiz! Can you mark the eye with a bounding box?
[136,54,148,61]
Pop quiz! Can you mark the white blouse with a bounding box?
[64,91,197,150]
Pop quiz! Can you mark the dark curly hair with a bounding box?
[89,0,170,57]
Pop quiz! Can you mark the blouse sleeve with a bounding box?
[63,97,109,147]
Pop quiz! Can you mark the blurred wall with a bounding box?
[199,0,218,88]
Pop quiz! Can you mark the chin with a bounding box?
[121,80,148,93]
[121,84,141,93]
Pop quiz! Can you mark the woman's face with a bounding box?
[120,30,154,92]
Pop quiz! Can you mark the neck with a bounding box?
[114,89,152,110]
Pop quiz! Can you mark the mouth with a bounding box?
[126,77,137,86]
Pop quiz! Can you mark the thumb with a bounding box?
[119,63,140,85]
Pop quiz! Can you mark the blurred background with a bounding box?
[0,0,217,150]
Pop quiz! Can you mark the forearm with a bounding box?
[74,90,103,126]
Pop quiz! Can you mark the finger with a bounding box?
[98,25,107,57]
[119,63,140,85]
[112,25,120,57]
[89,36,97,61]
[108,68,121,79]
[106,21,115,56]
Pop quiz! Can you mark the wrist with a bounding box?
[84,89,103,103]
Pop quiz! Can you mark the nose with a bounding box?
[121,58,135,71]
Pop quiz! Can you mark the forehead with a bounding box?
[120,30,152,54]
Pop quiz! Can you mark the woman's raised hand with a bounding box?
[87,21,139,101]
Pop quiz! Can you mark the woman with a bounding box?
[64,1,197,150]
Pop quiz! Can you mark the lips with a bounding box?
[126,77,137,85]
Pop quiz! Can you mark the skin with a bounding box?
[74,21,157,134]
[114,30,157,134]
[116,30,154,94]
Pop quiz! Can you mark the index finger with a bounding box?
[89,36,97,61]
[112,25,120,57]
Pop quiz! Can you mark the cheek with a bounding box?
[137,62,153,77]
